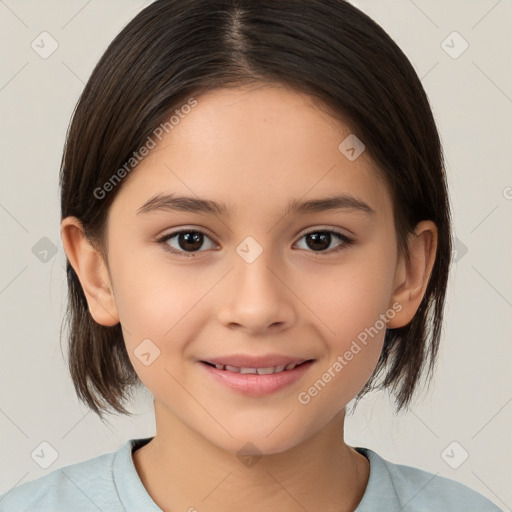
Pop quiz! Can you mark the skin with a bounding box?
[61,83,437,512]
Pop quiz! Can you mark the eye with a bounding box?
[157,229,217,258]
[157,227,354,259]
[294,229,354,255]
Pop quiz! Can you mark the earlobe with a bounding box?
[60,217,120,326]
[386,220,438,329]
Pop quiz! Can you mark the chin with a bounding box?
[207,423,308,458]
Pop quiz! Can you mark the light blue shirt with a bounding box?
[0,437,503,511]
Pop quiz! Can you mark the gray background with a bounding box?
[0,0,511,509]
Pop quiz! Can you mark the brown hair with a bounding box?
[60,0,452,421]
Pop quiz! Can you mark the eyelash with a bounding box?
[156,228,354,259]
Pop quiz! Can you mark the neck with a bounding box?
[133,406,369,512]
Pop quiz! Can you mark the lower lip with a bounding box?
[199,360,314,396]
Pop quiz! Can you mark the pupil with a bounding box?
[307,232,330,251]
[180,232,203,251]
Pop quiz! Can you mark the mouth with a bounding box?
[198,357,316,396]
[200,360,313,375]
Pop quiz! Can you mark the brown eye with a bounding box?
[159,229,217,257]
[176,231,204,251]
[295,230,353,254]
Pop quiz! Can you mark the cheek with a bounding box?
[111,261,206,405]
[293,241,396,402]
[296,274,389,419]
[298,246,396,344]
[108,242,205,354]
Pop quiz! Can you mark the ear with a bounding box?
[386,220,438,328]
[60,216,120,326]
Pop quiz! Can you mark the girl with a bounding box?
[0,0,503,510]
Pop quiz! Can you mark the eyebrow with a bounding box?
[136,193,376,217]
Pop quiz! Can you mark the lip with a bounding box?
[198,358,315,397]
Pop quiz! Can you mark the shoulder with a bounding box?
[0,443,122,512]
[355,447,503,512]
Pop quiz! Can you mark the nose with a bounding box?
[216,245,297,334]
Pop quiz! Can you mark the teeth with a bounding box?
[211,362,300,374]
[256,367,275,375]
[240,367,258,374]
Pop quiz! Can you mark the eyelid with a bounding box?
[292,227,354,255]
[157,224,353,241]
[156,225,218,245]
[295,225,352,240]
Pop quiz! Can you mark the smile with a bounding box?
[202,361,305,374]
[199,359,315,396]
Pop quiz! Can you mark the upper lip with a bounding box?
[200,354,313,368]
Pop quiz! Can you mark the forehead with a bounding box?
[111,84,392,220]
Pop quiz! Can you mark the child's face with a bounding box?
[105,84,404,454]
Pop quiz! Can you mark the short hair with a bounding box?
[60,0,452,421]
